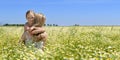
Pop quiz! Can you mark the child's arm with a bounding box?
[33,31,47,42]
[30,27,45,35]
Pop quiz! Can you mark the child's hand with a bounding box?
[26,27,30,31]
[30,26,36,31]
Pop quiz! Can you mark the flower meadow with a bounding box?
[0,26,120,60]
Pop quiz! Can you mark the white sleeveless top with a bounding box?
[25,31,43,49]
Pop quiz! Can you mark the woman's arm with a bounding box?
[19,23,29,44]
[19,26,27,44]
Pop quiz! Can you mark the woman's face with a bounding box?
[26,12,35,25]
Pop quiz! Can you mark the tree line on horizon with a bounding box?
[2,23,82,26]
[2,23,59,26]
[1,23,120,26]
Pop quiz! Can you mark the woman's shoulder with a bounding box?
[24,22,29,31]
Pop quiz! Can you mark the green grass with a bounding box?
[0,26,120,60]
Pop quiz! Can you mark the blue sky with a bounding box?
[0,0,120,26]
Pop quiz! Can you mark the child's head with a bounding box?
[26,10,35,25]
[34,13,46,27]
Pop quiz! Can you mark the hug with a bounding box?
[19,10,47,51]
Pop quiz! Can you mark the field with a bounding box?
[0,26,120,60]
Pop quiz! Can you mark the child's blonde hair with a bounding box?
[34,13,46,27]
